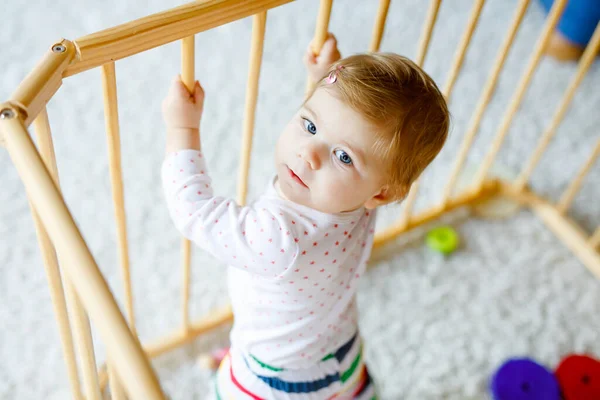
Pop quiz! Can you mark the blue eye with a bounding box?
[335,149,352,165]
[303,118,317,135]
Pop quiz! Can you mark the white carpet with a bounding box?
[1,0,599,399]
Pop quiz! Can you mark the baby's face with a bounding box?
[275,87,387,214]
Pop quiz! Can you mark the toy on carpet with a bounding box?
[490,357,560,400]
[555,354,600,400]
[426,226,460,255]
[490,353,600,400]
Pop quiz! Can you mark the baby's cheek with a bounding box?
[324,179,354,203]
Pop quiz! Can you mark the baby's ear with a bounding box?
[364,184,410,209]
[364,185,391,209]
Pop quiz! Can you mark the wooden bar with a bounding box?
[65,280,102,400]
[369,0,391,52]
[181,239,192,333]
[500,182,600,279]
[30,108,83,400]
[29,210,85,400]
[531,199,600,279]
[0,110,165,399]
[415,0,442,66]
[442,0,486,98]
[237,12,267,206]
[399,181,420,230]
[305,0,334,92]
[145,304,233,358]
[311,0,333,51]
[556,138,600,214]
[473,0,568,189]
[374,179,500,248]
[101,62,136,334]
[514,23,600,191]
[440,0,530,207]
[28,106,101,400]
[180,36,196,332]
[398,0,442,225]
[99,302,234,390]
[65,0,293,77]
[100,303,234,390]
[107,363,126,400]
[98,366,109,394]
[590,227,600,249]
[10,39,76,126]
[181,36,195,92]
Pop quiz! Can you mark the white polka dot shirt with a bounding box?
[161,150,376,369]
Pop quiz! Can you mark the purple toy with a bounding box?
[490,358,561,400]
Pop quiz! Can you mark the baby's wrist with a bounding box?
[168,126,199,134]
[167,123,200,131]
[166,127,201,154]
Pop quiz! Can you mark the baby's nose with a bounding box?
[299,146,321,170]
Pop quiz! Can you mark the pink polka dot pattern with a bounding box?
[161,149,377,368]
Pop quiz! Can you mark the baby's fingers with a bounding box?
[169,75,191,98]
[321,36,336,54]
[193,81,205,104]
[304,44,317,66]
[318,35,341,64]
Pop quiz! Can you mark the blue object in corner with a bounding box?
[538,0,600,46]
[490,357,561,400]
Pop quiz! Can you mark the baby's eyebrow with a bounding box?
[303,105,318,122]
[341,140,366,168]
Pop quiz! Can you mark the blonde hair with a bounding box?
[307,52,450,201]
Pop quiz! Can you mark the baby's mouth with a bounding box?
[287,166,308,188]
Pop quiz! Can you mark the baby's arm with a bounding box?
[161,77,299,277]
[162,75,204,154]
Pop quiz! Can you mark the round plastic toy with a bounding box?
[490,358,561,400]
[426,226,459,255]
[555,354,600,400]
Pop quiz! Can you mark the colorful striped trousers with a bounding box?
[212,334,376,399]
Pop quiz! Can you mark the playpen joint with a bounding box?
[9,39,76,127]
[500,182,600,279]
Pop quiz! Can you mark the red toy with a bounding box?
[555,354,600,400]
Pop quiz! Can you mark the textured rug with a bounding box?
[1,0,599,399]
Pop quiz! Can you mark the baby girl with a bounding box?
[161,34,449,399]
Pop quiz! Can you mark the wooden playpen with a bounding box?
[0,0,599,398]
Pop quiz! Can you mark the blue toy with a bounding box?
[490,358,561,400]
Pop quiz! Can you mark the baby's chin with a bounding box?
[274,174,291,201]
[274,173,314,209]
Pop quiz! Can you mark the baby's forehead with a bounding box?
[304,89,376,134]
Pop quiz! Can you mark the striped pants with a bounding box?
[212,334,376,399]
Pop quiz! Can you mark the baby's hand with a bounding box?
[162,75,205,131]
[304,33,342,83]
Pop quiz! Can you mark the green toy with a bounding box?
[426,226,459,255]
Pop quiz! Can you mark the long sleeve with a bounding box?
[161,150,299,278]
